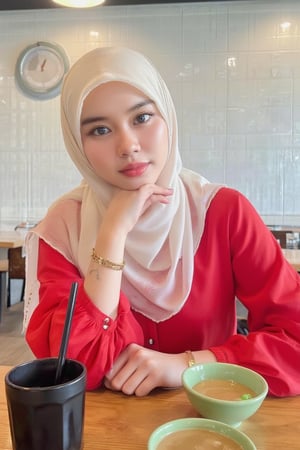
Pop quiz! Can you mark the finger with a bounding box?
[151,193,172,204]
[105,348,130,381]
[117,368,148,396]
[107,358,139,392]
[114,353,161,396]
[106,345,147,393]
[132,374,158,397]
[139,184,173,199]
[104,370,155,397]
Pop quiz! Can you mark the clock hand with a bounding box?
[41,59,47,72]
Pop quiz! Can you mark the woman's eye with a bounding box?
[135,113,152,124]
[91,126,110,136]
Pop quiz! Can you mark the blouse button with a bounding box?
[103,317,110,330]
[148,338,154,345]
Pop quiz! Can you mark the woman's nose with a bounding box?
[117,128,141,157]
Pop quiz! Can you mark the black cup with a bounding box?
[5,358,86,450]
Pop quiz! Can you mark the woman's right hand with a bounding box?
[102,184,173,235]
[85,184,172,317]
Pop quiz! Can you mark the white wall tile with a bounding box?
[0,1,299,227]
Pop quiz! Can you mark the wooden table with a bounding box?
[0,231,24,250]
[0,366,299,449]
[282,248,300,272]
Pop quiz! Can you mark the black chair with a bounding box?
[237,318,248,335]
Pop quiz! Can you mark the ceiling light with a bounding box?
[53,0,105,8]
[280,21,291,32]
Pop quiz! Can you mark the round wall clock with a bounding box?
[15,41,70,100]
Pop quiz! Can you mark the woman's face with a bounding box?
[80,81,169,191]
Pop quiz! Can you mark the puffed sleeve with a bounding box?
[25,239,144,390]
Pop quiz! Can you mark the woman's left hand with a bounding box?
[103,343,187,396]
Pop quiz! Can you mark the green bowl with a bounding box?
[182,362,268,427]
[148,417,256,450]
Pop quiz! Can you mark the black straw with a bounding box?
[55,281,79,384]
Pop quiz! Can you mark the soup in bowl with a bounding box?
[148,418,256,450]
[182,362,268,427]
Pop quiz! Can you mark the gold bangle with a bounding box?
[185,350,195,368]
[91,248,125,271]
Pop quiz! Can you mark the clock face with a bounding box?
[15,41,70,100]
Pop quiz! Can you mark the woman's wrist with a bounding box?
[192,350,217,364]
[181,350,217,371]
[91,248,125,271]
[100,214,130,240]
[94,223,127,261]
[185,350,196,367]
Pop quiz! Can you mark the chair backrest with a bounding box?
[8,247,25,279]
[270,230,287,248]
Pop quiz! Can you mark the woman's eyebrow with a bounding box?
[81,99,155,126]
[128,99,154,112]
[81,116,106,126]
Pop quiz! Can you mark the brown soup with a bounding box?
[193,379,257,401]
[156,428,243,450]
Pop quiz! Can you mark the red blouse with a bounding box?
[26,188,300,396]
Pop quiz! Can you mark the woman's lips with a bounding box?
[120,162,150,177]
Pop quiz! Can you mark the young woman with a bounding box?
[24,47,300,397]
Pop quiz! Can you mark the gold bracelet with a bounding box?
[91,248,125,271]
[185,350,196,368]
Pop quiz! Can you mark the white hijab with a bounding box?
[24,47,222,329]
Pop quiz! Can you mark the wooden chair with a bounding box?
[270,230,287,248]
[0,259,9,322]
[7,247,25,307]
